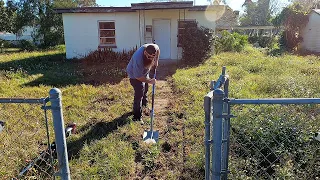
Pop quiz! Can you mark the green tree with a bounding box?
[5,0,18,33]
[272,3,309,50]
[240,0,272,26]
[14,0,97,48]
[0,0,8,32]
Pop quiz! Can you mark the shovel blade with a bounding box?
[143,130,159,144]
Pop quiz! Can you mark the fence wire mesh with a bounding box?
[228,104,320,179]
[0,100,57,179]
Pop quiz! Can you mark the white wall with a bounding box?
[63,8,219,59]
[0,26,34,41]
[301,11,320,53]
[63,12,140,59]
[137,9,217,60]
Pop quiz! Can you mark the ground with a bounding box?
[131,60,187,179]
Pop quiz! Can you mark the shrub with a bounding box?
[82,46,138,68]
[214,30,248,54]
[180,22,215,65]
[248,35,260,44]
[19,40,37,51]
[272,3,309,51]
[258,36,274,48]
[80,46,138,84]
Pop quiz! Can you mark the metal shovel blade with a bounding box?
[143,130,159,144]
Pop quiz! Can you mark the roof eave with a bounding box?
[131,1,193,10]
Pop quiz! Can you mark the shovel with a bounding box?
[143,68,159,144]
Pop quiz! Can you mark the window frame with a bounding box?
[98,21,117,48]
[177,19,197,47]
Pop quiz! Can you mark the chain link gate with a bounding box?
[204,67,320,179]
[0,88,70,180]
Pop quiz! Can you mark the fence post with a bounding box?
[212,88,224,180]
[204,91,214,179]
[49,88,71,180]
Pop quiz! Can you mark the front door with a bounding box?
[153,19,171,59]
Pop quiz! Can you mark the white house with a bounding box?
[0,26,35,41]
[56,1,237,60]
[301,9,320,53]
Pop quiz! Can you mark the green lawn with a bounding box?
[171,46,320,179]
[0,46,319,179]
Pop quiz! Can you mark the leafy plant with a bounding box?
[214,30,248,54]
[272,3,310,51]
[180,22,215,65]
[19,39,37,51]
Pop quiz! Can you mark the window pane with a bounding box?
[100,38,116,45]
[99,22,115,29]
[100,30,115,37]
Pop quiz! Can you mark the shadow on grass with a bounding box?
[0,53,127,87]
[66,112,132,159]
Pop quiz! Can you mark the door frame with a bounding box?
[152,18,171,59]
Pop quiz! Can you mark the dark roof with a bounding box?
[189,5,226,11]
[54,2,227,14]
[131,1,193,10]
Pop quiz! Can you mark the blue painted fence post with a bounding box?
[49,88,71,180]
[212,88,224,179]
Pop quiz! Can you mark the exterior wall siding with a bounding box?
[63,8,218,59]
[63,12,140,59]
[301,11,320,53]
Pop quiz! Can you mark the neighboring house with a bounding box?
[0,26,35,41]
[55,1,238,60]
[301,9,320,53]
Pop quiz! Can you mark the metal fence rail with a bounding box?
[0,88,70,180]
[204,67,320,180]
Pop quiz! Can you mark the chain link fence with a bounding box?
[228,104,320,179]
[0,89,71,180]
[204,67,320,179]
[0,98,57,179]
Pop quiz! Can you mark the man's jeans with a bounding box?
[130,79,149,120]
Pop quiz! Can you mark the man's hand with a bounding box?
[137,77,156,84]
[149,78,156,84]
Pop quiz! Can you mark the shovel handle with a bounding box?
[150,68,157,131]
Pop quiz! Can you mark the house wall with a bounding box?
[63,12,140,59]
[301,11,320,53]
[63,8,219,59]
[138,9,217,60]
[0,26,34,41]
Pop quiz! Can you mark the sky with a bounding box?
[96,0,291,12]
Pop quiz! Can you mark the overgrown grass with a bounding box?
[0,48,155,179]
[1,46,319,179]
[170,45,320,178]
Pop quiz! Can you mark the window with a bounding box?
[177,19,197,47]
[99,21,116,47]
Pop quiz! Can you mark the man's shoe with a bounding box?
[143,106,151,116]
[133,117,144,125]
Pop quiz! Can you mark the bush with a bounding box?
[0,39,17,48]
[248,35,278,49]
[248,35,260,44]
[82,46,138,67]
[80,46,138,84]
[19,40,37,51]
[180,22,215,65]
[214,30,248,54]
[258,36,274,48]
